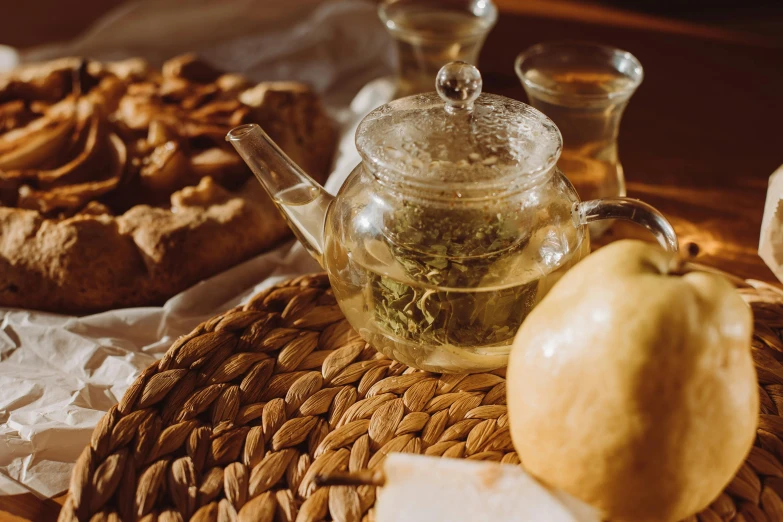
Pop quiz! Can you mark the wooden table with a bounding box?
[1,2,781,520]
[489,0,782,283]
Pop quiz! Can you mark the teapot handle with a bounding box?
[574,198,679,253]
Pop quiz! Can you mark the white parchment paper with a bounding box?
[0,0,395,498]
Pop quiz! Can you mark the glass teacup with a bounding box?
[516,42,644,238]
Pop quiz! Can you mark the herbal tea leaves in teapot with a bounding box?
[370,200,539,347]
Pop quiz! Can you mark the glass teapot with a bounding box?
[227,62,678,374]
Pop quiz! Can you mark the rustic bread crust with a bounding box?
[0,178,287,312]
[0,56,335,314]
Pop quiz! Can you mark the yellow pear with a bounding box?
[507,240,758,522]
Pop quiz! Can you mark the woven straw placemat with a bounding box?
[56,272,783,522]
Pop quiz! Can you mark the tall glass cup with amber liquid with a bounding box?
[516,42,643,237]
[379,0,497,98]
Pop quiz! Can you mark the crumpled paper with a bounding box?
[759,165,783,283]
[0,0,394,498]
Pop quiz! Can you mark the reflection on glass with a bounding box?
[516,41,643,237]
[379,0,497,98]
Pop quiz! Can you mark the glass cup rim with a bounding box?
[515,40,644,101]
[378,0,498,41]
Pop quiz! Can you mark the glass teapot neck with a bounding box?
[227,123,333,265]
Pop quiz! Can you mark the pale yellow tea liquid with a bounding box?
[524,67,636,235]
[273,184,332,262]
[326,228,589,373]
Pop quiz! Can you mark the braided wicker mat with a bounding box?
[57,273,783,522]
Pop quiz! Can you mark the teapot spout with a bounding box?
[227,123,333,266]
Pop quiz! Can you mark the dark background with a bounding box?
[2,0,782,50]
[599,0,783,37]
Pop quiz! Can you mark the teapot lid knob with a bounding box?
[436,61,482,112]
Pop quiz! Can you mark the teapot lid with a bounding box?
[356,62,562,195]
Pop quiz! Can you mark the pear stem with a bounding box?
[667,243,752,288]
